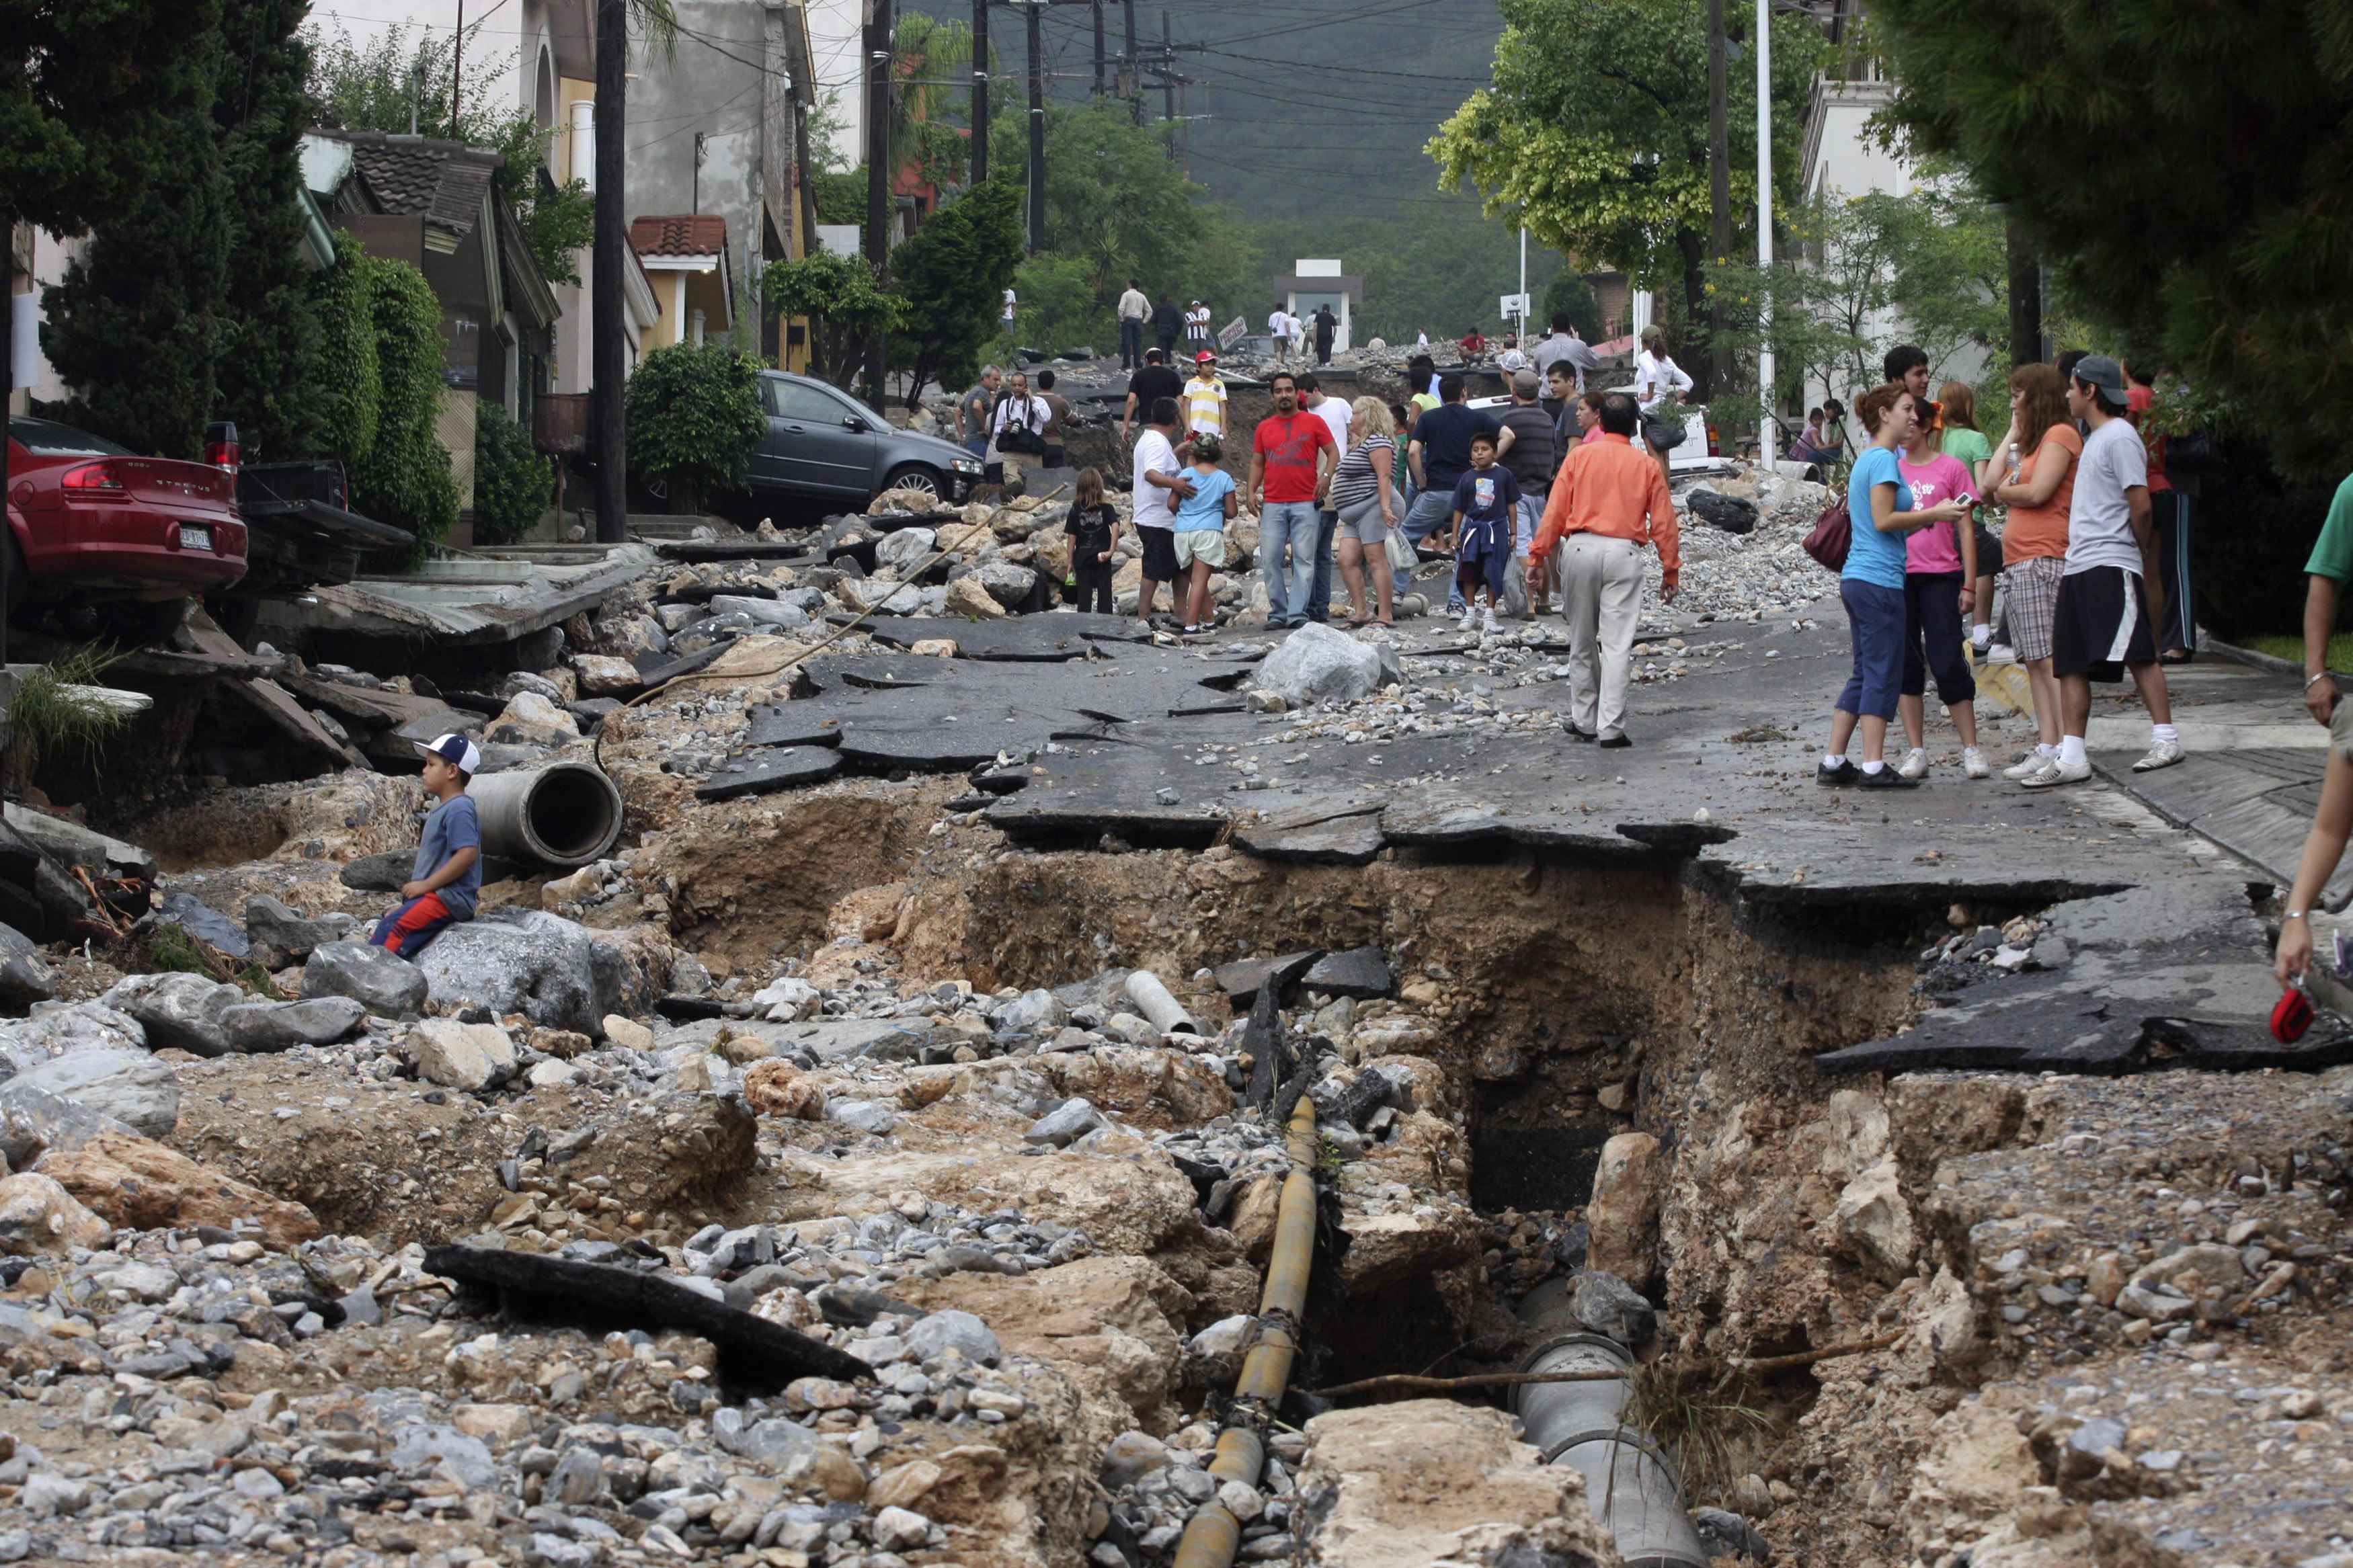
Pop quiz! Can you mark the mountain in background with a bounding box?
[893,0,1564,341]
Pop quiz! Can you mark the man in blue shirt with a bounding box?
[370,733,483,958]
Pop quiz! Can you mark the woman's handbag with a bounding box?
[1802,499,1851,572]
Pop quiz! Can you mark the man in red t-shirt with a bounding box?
[1248,371,1339,628]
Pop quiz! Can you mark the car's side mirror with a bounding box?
[842,416,867,432]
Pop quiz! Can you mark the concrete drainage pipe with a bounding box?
[1512,1282,1710,1568]
[471,764,625,868]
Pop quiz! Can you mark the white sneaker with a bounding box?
[2002,750,2053,780]
[1972,629,1992,653]
[2132,739,2184,772]
[1962,747,1991,780]
[2020,757,2092,788]
[1896,747,1929,780]
[1985,643,2018,665]
[1482,606,1501,634]
[1457,608,1478,632]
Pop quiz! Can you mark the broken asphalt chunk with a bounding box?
[423,1243,871,1392]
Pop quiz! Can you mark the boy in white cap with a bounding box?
[370,732,483,958]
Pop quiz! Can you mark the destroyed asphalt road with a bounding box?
[0,460,2344,1568]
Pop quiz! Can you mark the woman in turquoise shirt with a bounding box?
[1820,382,1968,788]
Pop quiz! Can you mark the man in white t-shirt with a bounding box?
[2030,353,2180,788]
[1267,306,1293,368]
[1298,372,1356,624]
[1129,393,1194,626]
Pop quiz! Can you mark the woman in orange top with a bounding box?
[1986,362,2079,778]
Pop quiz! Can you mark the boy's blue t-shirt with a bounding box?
[1843,444,1913,589]
[1451,466,1521,530]
[413,792,483,918]
[1174,466,1236,532]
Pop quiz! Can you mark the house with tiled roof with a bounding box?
[628,215,736,351]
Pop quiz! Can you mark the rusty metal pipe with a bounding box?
[1171,1089,1320,1568]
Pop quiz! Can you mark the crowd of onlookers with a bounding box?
[1819,343,2190,791]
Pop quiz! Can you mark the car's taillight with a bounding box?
[205,419,239,477]
[60,461,126,496]
[1706,421,1720,457]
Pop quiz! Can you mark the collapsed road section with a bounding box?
[0,465,2344,1568]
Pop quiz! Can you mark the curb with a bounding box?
[2196,630,2344,686]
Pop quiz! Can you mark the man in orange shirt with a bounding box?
[1527,393,1679,747]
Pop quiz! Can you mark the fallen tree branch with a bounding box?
[1308,1331,1906,1401]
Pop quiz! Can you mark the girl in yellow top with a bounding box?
[1183,353,1227,438]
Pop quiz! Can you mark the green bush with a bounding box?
[310,232,382,465]
[625,343,765,513]
[1010,255,1103,357]
[346,253,458,556]
[472,399,553,546]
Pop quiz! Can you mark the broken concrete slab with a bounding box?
[424,1244,870,1392]
[696,747,845,801]
[1817,1012,2353,1078]
[1303,946,1395,1000]
[1211,951,1324,1008]
[1230,800,1388,866]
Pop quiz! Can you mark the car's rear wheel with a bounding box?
[877,464,944,503]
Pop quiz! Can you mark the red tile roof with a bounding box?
[629,214,729,257]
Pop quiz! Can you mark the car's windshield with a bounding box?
[8,417,132,457]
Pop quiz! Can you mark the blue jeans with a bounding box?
[1837,577,1907,720]
[1119,319,1144,368]
[1400,488,1464,610]
[1307,510,1339,622]
[1261,501,1320,626]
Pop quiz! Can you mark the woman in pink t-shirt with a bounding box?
[1892,420,1988,780]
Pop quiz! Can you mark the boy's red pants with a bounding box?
[370,893,453,959]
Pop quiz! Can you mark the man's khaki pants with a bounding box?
[1555,532,1646,736]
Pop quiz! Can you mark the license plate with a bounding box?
[178,525,210,550]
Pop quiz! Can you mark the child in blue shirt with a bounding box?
[1172,434,1238,633]
[370,733,483,959]
[1448,432,1521,634]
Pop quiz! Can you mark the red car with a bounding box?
[5,416,248,638]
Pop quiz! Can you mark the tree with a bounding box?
[40,14,234,458]
[891,13,975,197]
[624,343,765,514]
[1542,270,1604,341]
[212,0,327,461]
[763,251,903,390]
[887,178,1025,409]
[1868,0,2353,475]
[472,399,553,546]
[1010,255,1099,357]
[1429,0,1823,397]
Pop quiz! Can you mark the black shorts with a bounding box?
[1138,526,1179,583]
[1973,522,2002,575]
[2051,565,2157,682]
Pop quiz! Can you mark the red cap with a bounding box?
[1196,350,1216,363]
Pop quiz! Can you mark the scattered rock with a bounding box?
[403,1018,519,1092]
[220,996,368,1052]
[411,909,633,1035]
[98,971,241,1057]
[1254,622,1393,706]
[38,1131,319,1248]
[1585,1131,1661,1286]
[303,940,430,1017]
[243,896,354,966]
[7,1047,177,1138]
[0,1171,111,1255]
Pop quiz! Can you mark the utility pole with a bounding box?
[452,0,465,132]
[692,130,707,214]
[1025,0,1045,252]
[592,0,627,542]
[1756,0,1774,449]
[1092,1,1106,97]
[865,0,893,405]
[971,0,988,184]
[1159,12,1174,134]
[1706,0,1730,404]
[1123,0,1141,126]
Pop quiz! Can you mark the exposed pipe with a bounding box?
[1170,1089,1320,1568]
[1512,1284,1711,1568]
[471,763,625,868]
[1123,969,1201,1036]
